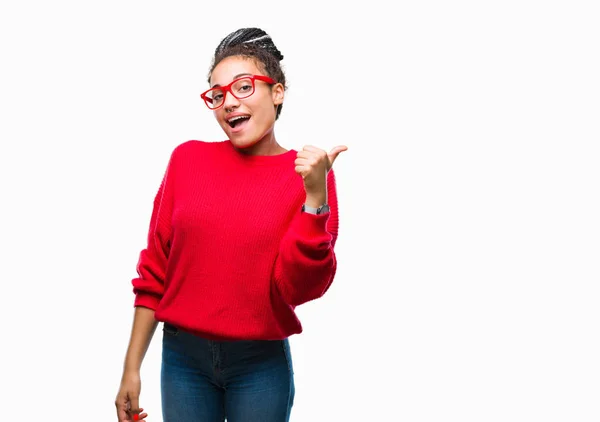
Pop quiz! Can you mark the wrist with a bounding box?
[123,364,141,374]
[302,203,330,215]
[123,356,142,373]
[304,192,327,208]
[121,368,141,384]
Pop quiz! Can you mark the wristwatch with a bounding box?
[302,203,330,215]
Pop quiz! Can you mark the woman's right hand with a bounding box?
[115,371,149,421]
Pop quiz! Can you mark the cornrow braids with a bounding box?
[208,28,287,120]
[214,27,284,61]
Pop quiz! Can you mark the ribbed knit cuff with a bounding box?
[133,292,161,310]
[295,211,332,240]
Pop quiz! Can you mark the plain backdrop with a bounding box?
[0,1,598,421]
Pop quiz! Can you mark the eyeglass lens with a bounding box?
[206,78,254,108]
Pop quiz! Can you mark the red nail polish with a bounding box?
[133,414,139,421]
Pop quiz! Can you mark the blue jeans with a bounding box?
[161,323,295,421]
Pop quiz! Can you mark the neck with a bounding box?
[235,129,287,156]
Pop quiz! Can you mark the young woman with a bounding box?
[115,27,346,422]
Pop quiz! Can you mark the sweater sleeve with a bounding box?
[273,169,340,307]
[131,147,177,310]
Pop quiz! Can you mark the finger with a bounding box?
[130,395,140,413]
[116,396,130,421]
[294,165,307,177]
[128,396,141,420]
[329,145,348,157]
[294,158,310,166]
[127,408,145,421]
[327,145,348,166]
[132,408,146,418]
[117,407,128,422]
[132,413,145,421]
[301,145,321,152]
[296,150,313,159]
[296,155,322,168]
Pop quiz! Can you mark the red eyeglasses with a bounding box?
[200,75,276,110]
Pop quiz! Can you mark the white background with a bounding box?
[1,1,598,421]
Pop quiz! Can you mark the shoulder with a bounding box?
[172,139,225,154]
[169,140,230,162]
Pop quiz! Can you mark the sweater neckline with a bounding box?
[224,140,297,166]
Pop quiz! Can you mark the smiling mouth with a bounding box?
[228,116,251,128]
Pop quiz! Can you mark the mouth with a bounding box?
[227,115,251,132]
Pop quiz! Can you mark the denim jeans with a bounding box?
[161,323,295,422]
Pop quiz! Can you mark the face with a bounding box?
[208,56,284,149]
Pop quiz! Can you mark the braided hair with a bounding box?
[208,28,287,120]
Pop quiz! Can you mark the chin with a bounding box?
[229,136,259,150]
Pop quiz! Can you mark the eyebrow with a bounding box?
[211,73,252,88]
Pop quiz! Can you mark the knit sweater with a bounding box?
[131,140,339,340]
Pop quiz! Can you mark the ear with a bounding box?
[272,83,285,106]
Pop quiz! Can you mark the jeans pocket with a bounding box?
[163,322,179,336]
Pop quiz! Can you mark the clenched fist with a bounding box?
[294,145,347,207]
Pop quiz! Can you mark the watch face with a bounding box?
[318,205,330,214]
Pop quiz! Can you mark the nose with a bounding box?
[223,90,241,111]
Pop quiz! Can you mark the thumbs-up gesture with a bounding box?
[295,145,347,206]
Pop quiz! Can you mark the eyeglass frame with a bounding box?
[200,75,277,110]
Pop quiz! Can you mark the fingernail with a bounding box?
[133,414,139,421]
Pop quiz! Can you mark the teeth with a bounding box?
[228,116,249,123]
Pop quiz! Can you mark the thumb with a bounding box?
[129,394,141,418]
[327,145,348,167]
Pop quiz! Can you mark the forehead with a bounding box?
[210,56,263,86]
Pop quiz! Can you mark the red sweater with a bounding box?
[131,140,339,340]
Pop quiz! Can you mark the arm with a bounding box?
[122,147,176,362]
[131,147,177,310]
[116,149,177,421]
[116,307,156,421]
[122,306,159,372]
[273,170,340,307]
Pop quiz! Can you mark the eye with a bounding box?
[213,93,223,101]
[239,84,252,92]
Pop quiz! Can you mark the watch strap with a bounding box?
[302,203,330,215]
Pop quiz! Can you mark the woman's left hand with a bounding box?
[295,145,347,205]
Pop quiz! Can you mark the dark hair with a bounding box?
[207,28,287,120]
